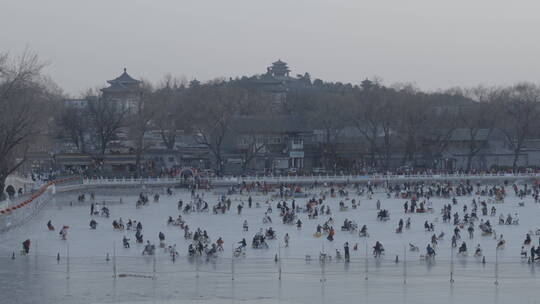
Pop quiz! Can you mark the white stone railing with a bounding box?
[0,176,79,233]
[78,173,540,187]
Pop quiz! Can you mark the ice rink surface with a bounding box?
[1,183,540,304]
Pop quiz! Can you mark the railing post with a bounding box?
[231,244,235,281]
[278,243,282,281]
[495,247,499,285]
[196,256,199,278]
[450,245,454,284]
[66,242,70,280]
[364,237,368,280]
[321,244,326,283]
[34,240,38,271]
[152,255,156,280]
[403,245,407,284]
[113,241,117,278]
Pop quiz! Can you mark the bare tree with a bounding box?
[353,81,396,170]
[236,133,267,173]
[377,90,398,171]
[57,103,89,153]
[497,83,540,172]
[86,92,128,156]
[455,87,500,170]
[189,83,243,175]
[420,101,459,170]
[189,81,272,174]
[394,88,431,167]
[128,83,155,177]
[309,91,353,171]
[153,76,191,150]
[0,50,56,196]
[353,81,383,168]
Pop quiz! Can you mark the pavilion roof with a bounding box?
[101,81,133,92]
[107,68,141,85]
[272,59,288,66]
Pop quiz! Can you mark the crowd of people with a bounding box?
[19,177,540,268]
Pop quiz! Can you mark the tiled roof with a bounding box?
[107,68,141,84]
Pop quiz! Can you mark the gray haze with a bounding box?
[2,0,540,96]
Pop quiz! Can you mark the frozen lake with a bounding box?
[1,182,540,304]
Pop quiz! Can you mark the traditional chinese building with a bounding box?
[250,60,309,111]
[101,68,142,111]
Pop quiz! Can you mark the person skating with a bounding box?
[327,227,335,241]
[396,219,403,233]
[426,243,435,257]
[123,236,130,248]
[188,244,196,256]
[142,241,155,255]
[217,237,224,251]
[59,226,68,240]
[474,244,482,257]
[237,203,243,215]
[22,239,31,255]
[458,242,467,255]
[524,233,531,245]
[521,246,528,259]
[497,234,506,249]
[159,231,166,247]
[431,234,438,246]
[467,223,474,239]
[135,230,143,243]
[46,220,54,231]
[101,204,110,218]
[373,241,384,258]
[359,225,368,237]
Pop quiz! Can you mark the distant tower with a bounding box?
[251,60,296,112]
[269,59,290,78]
[101,68,142,111]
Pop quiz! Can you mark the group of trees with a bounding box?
[0,50,61,196]
[56,73,540,175]
[286,79,540,172]
[56,77,274,176]
[4,50,540,194]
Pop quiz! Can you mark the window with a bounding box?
[269,136,281,144]
[293,138,303,145]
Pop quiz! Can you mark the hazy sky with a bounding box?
[2,0,540,96]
